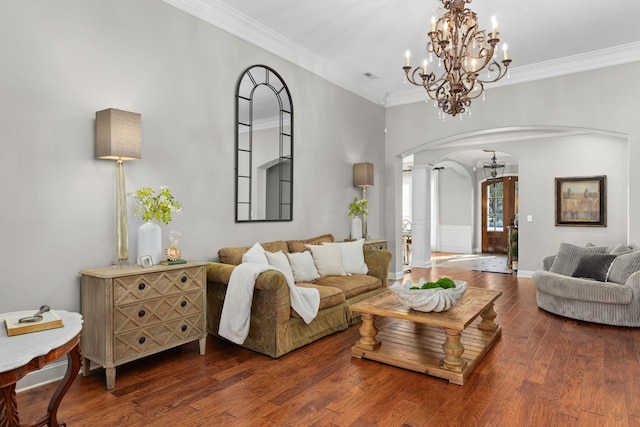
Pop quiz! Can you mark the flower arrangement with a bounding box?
[348,197,368,218]
[130,186,182,224]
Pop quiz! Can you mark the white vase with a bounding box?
[350,216,362,240]
[137,221,162,265]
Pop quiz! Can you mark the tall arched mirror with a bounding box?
[236,65,293,222]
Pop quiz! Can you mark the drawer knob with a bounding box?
[181,276,187,283]
[181,325,187,332]
[138,310,146,317]
[138,283,146,291]
[138,336,146,344]
[180,301,187,308]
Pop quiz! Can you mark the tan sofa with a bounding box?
[206,234,392,357]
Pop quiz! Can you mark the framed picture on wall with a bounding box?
[555,175,606,227]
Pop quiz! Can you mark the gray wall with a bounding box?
[385,64,639,276]
[0,0,385,313]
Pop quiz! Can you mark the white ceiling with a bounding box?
[163,0,640,168]
[166,0,640,107]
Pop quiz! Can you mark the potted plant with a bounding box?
[348,198,367,239]
[130,186,182,265]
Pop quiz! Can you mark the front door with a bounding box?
[482,176,518,253]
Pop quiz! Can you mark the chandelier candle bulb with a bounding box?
[405,50,411,66]
[423,59,428,74]
[431,16,436,32]
[503,44,508,60]
[491,16,497,38]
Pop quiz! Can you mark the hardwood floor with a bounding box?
[16,268,640,426]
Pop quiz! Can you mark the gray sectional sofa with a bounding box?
[532,243,640,327]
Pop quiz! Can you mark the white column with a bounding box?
[431,168,440,251]
[411,165,432,268]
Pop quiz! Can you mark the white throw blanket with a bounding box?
[218,263,320,345]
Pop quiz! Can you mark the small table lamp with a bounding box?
[96,108,141,268]
[353,162,374,239]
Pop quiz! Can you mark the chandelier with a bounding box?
[483,151,505,182]
[402,0,512,116]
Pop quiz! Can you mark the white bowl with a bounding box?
[390,279,467,312]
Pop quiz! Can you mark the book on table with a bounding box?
[4,311,64,336]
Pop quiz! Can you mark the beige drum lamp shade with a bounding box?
[353,162,374,188]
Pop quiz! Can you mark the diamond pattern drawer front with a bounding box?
[114,267,204,306]
[80,262,207,389]
[113,290,204,334]
[114,313,205,362]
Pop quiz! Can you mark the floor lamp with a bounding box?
[96,108,141,268]
[353,162,374,239]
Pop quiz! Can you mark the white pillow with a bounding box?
[306,244,346,276]
[324,239,368,275]
[265,250,296,285]
[242,242,268,265]
[287,251,320,282]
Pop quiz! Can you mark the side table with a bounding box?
[0,310,83,427]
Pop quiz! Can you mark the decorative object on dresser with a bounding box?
[95,108,142,268]
[80,261,207,389]
[347,197,367,240]
[130,186,182,266]
[353,162,374,239]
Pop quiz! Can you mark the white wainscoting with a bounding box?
[437,225,473,254]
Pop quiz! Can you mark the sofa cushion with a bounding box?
[242,242,269,265]
[219,240,288,265]
[265,250,296,286]
[608,251,640,284]
[609,244,634,256]
[549,243,609,276]
[533,270,633,304]
[324,239,369,275]
[287,234,335,253]
[571,253,617,282]
[314,274,382,299]
[287,251,320,282]
[290,283,345,319]
[306,244,346,276]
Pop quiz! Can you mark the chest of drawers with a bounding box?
[80,261,207,389]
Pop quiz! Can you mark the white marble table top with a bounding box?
[0,310,83,373]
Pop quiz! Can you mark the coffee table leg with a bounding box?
[356,313,380,351]
[442,328,466,372]
[478,303,499,332]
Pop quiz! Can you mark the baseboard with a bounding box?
[16,359,69,392]
[516,269,533,278]
[389,270,405,280]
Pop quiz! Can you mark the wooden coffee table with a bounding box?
[350,287,502,385]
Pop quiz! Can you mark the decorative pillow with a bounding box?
[607,251,640,284]
[549,243,609,276]
[306,244,346,276]
[609,244,634,256]
[242,242,268,265]
[571,253,617,282]
[265,250,296,285]
[323,240,368,275]
[287,251,320,283]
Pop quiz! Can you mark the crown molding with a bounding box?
[164,1,640,109]
[385,41,640,107]
[163,0,385,104]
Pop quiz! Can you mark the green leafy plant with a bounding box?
[348,197,368,218]
[130,186,182,224]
